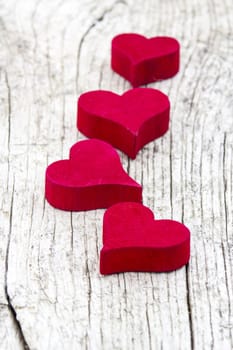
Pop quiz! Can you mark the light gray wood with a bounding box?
[0,0,232,349]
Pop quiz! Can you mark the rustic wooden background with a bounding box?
[0,0,232,349]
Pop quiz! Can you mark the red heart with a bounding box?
[77,88,170,159]
[100,202,190,274]
[45,139,142,211]
[111,33,180,87]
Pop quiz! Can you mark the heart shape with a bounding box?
[100,202,190,274]
[111,33,180,87]
[45,139,142,211]
[77,88,170,159]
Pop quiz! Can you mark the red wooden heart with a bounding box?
[77,88,170,159]
[111,33,180,87]
[100,202,190,274]
[45,139,142,211]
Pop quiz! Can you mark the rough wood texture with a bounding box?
[0,0,232,349]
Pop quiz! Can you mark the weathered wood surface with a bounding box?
[0,0,233,349]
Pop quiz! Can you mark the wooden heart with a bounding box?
[100,202,190,274]
[45,139,142,211]
[111,33,180,86]
[77,88,170,159]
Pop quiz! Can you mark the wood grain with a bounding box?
[0,0,232,349]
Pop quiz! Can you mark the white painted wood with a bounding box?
[0,0,233,349]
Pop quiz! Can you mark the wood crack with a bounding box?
[222,133,229,241]
[186,264,194,350]
[4,69,11,193]
[145,309,152,350]
[76,0,126,91]
[4,182,30,350]
[83,215,92,326]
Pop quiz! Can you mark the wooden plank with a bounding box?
[0,39,27,350]
[0,0,232,349]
